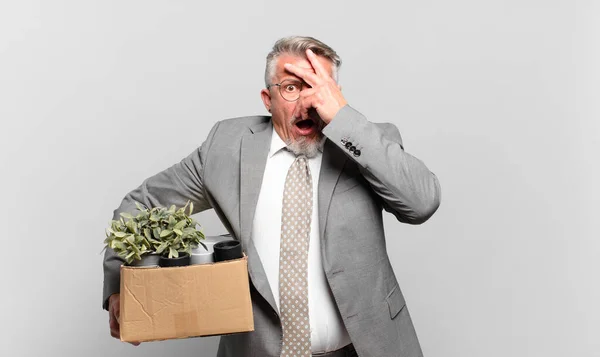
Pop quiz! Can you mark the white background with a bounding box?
[0,1,598,356]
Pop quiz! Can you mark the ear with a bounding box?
[260,88,272,113]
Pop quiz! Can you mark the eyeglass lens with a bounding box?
[279,79,303,101]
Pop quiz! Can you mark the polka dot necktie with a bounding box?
[279,155,313,357]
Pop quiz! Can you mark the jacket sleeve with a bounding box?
[322,105,441,225]
[101,121,221,310]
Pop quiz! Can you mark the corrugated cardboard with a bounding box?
[119,255,254,342]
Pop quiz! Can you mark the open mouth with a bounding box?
[293,118,317,136]
[295,119,315,130]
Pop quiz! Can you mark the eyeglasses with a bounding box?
[266,79,305,102]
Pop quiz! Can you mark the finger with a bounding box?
[109,315,120,339]
[299,87,318,98]
[110,311,119,328]
[299,88,323,111]
[306,49,329,79]
[284,63,320,87]
[111,302,120,324]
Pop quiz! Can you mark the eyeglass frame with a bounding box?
[266,79,308,102]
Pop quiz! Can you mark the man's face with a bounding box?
[261,53,334,157]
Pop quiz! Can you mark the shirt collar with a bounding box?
[268,124,326,158]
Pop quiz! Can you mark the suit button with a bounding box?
[353,149,361,157]
[341,138,348,145]
[349,146,356,152]
[345,142,353,149]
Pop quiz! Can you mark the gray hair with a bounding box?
[264,36,342,87]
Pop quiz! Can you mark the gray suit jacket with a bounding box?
[103,105,441,357]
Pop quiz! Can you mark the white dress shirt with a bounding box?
[251,125,351,353]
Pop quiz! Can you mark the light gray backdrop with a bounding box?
[0,1,597,356]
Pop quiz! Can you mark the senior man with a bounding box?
[103,36,441,357]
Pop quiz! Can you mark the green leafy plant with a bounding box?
[104,201,205,264]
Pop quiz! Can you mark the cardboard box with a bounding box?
[119,256,254,342]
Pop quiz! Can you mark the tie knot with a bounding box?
[290,154,307,166]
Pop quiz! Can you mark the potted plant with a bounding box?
[147,201,206,267]
[104,201,205,267]
[103,205,160,267]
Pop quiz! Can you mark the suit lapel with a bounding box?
[240,121,279,313]
[240,121,272,245]
[318,140,348,240]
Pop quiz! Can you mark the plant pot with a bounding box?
[158,253,190,267]
[130,253,160,268]
[190,246,214,265]
[202,234,234,253]
[213,240,243,262]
